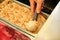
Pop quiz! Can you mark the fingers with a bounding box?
[36,0,44,13]
[29,0,35,14]
[41,2,44,9]
[29,0,44,14]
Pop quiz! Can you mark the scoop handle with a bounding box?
[33,11,38,21]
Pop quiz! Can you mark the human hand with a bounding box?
[29,0,44,14]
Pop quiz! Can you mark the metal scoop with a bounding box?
[26,11,38,32]
[33,11,38,21]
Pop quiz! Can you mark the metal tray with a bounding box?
[13,0,49,34]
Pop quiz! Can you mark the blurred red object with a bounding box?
[0,21,30,40]
[0,22,11,40]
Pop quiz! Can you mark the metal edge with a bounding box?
[12,0,30,9]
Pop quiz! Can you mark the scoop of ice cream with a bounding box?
[25,20,38,32]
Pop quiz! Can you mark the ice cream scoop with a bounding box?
[25,11,38,32]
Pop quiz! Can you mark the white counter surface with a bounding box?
[35,1,60,40]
